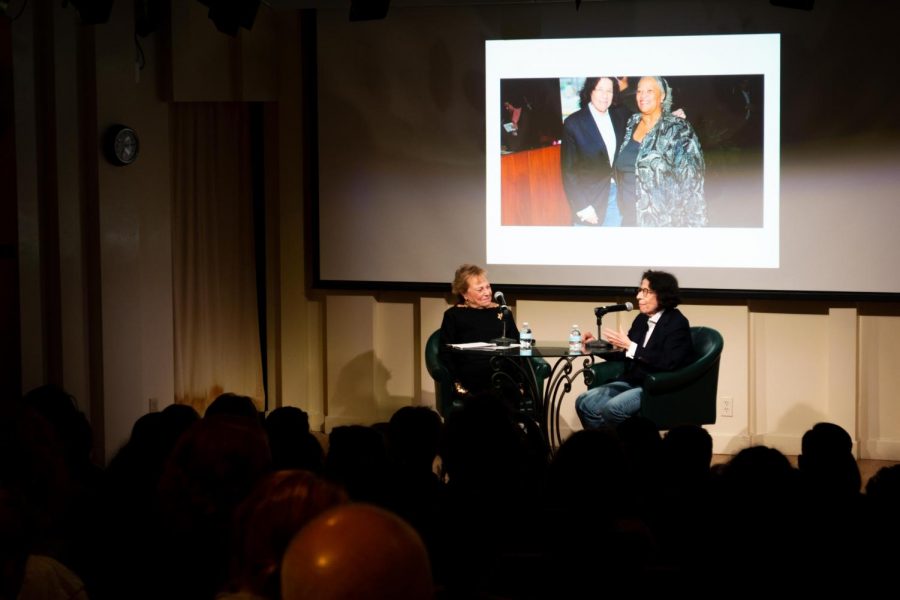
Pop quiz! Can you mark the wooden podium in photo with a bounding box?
[500,145,572,226]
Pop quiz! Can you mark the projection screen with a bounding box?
[314,2,900,296]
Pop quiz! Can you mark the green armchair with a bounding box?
[586,326,724,430]
[425,329,551,417]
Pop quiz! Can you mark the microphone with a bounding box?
[490,290,517,346]
[594,302,634,317]
[586,302,633,350]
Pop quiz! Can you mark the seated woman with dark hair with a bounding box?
[439,264,519,397]
[576,269,694,429]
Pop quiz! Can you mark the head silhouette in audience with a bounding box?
[280,503,433,600]
[711,446,801,585]
[1,395,82,578]
[382,406,445,558]
[388,406,442,474]
[97,403,200,599]
[161,402,202,434]
[866,463,900,506]
[547,426,629,516]
[866,462,900,533]
[325,425,390,505]
[104,404,199,495]
[662,424,713,487]
[616,415,663,497]
[723,445,797,499]
[22,384,98,483]
[545,427,658,595]
[205,392,261,422]
[265,406,324,473]
[223,470,348,599]
[440,391,534,494]
[798,421,861,498]
[864,463,900,582]
[155,414,272,599]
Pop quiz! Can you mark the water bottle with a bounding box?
[568,324,582,353]
[519,322,533,350]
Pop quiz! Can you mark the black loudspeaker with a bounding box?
[770,0,814,9]
[135,0,165,37]
[349,0,390,22]
[68,0,114,25]
[198,0,260,36]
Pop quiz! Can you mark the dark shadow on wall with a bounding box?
[331,351,414,424]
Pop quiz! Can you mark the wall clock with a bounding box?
[104,125,140,166]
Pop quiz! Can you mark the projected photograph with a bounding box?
[485,34,780,269]
[499,74,763,228]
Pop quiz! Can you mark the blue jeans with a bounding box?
[573,180,621,227]
[602,180,621,227]
[575,381,643,429]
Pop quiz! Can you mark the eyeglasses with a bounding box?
[637,287,656,296]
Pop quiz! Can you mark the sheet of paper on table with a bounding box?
[448,342,521,350]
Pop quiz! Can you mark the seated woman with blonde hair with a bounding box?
[439,264,518,397]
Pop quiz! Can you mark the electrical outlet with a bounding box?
[720,396,733,418]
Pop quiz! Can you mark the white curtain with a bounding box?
[171,103,264,414]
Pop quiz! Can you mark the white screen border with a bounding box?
[485,33,781,268]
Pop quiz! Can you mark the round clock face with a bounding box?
[113,127,139,165]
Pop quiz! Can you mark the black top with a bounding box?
[614,137,641,206]
[439,305,519,393]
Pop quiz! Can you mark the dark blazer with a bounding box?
[620,308,694,386]
[560,104,628,221]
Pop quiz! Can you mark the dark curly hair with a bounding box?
[642,270,681,310]
[578,76,621,110]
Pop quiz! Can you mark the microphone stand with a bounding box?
[491,306,518,346]
[584,310,612,349]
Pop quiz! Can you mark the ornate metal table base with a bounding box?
[480,347,602,454]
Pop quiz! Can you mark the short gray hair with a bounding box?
[650,76,673,114]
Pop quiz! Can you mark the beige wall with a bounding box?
[859,315,900,460]
[14,1,177,459]
[94,1,175,459]
[13,4,900,462]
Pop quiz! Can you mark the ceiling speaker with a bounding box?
[770,0,814,10]
[349,0,390,22]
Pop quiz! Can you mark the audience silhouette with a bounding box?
[220,469,348,600]
[152,414,272,599]
[3,383,897,600]
[265,406,325,474]
[94,404,200,598]
[205,392,262,422]
[324,424,391,506]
